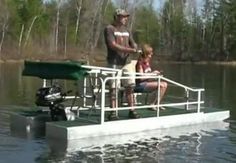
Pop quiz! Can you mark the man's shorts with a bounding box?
[107,64,123,89]
[108,60,137,89]
[121,60,137,88]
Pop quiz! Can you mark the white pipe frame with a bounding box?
[80,66,204,124]
[41,65,205,125]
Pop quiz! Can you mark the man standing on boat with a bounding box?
[104,8,140,120]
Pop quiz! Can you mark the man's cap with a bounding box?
[115,8,130,17]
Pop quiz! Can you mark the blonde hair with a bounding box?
[140,44,153,58]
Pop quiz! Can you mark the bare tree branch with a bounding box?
[19,24,25,55]
[55,0,63,54]
[0,15,8,57]
[75,0,83,44]
[64,23,68,57]
[24,16,38,47]
[85,0,103,52]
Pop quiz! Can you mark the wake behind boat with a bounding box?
[10,60,229,144]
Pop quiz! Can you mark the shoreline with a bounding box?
[1,59,236,66]
[161,60,236,66]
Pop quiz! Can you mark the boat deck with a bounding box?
[16,105,223,128]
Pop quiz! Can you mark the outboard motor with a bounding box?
[35,85,64,106]
[35,85,67,121]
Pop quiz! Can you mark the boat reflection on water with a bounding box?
[10,112,50,139]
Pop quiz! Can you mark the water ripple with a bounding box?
[44,125,236,163]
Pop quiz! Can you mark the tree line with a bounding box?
[0,0,235,61]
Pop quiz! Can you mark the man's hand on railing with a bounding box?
[136,49,143,54]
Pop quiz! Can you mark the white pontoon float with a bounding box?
[11,60,229,143]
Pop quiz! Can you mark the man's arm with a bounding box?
[129,33,137,49]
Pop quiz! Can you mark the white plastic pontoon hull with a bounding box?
[46,110,229,141]
[48,120,229,152]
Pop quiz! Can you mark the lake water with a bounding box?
[0,62,236,163]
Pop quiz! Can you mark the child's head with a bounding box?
[140,44,153,59]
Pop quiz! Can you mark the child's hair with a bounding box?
[140,44,153,58]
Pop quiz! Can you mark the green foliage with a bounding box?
[200,0,236,60]
[224,0,236,59]
[1,0,236,61]
[161,0,188,59]
[134,5,160,48]
[7,0,49,42]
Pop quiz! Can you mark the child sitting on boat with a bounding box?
[135,44,168,110]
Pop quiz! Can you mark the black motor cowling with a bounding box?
[35,85,64,106]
